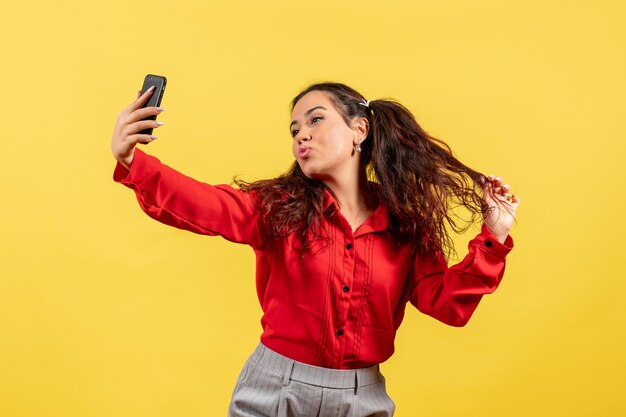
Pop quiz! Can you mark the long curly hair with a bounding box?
[235,82,508,262]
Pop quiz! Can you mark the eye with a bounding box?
[291,116,323,138]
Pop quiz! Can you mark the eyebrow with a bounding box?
[290,106,328,128]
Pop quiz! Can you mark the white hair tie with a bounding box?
[358,99,370,108]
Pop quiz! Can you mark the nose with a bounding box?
[295,130,311,144]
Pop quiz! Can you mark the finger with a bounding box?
[482,180,493,196]
[483,180,498,198]
[136,86,155,103]
[129,86,156,111]
[498,189,519,207]
[486,184,513,204]
[498,184,511,196]
[485,175,505,194]
[483,185,500,206]
[122,89,154,115]
[127,107,164,124]
[128,133,158,145]
[491,182,503,195]
[488,176,505,195]
[127,119,163,135]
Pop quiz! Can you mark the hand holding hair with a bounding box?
[481,174,520,243]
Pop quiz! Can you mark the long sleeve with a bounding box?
[113,148,263,249]
[408,223,514,327]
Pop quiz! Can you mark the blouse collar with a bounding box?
[321,185,389,235]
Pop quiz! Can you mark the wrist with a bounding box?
[485,223,508,244]
[494,233,508,244]
[120,151,135,171]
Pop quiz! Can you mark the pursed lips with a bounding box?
[298,145,311,158]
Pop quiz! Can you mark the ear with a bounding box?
[351,117,370,145]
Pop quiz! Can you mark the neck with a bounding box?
[322,166,372,216]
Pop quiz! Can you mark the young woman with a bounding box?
[111,82,519,417]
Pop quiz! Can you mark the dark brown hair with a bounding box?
[235,82,510,261]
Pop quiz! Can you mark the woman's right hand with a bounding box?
[111,86,165,170]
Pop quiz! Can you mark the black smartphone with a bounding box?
[138,74,167,137]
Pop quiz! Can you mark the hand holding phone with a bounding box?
[111,74,167,169]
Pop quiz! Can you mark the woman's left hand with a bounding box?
[482,175,520,243]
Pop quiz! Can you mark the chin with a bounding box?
[298,163,326,181]
[300,168,317,179]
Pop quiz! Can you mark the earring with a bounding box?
[355,143,362,153]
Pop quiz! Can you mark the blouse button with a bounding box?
[346,243,353,250]
[336,329,344,336]
[484,240,493,247]
[342,286,350,292]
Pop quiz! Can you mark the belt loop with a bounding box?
[354,370,359,395]
[283,361,294,386]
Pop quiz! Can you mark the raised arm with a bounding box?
[110,86,262,248]
[407,223,514,327]
[113,148,263,248]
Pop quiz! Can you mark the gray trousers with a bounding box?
[228,342,395,417]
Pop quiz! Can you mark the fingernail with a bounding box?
[156,121,164,125]
[150,135,158,139]
[156,107,166,112]
[148,85,155,92]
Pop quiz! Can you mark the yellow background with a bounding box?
[1,0,624,416]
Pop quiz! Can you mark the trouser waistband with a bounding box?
[250,342,382,393]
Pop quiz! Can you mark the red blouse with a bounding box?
[113,148,514,369]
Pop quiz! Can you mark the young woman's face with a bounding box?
[290,91,359,180]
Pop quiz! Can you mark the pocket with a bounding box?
[235,360,251,384]
[378,375,396,413]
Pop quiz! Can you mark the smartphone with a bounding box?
[138,74,167,138]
